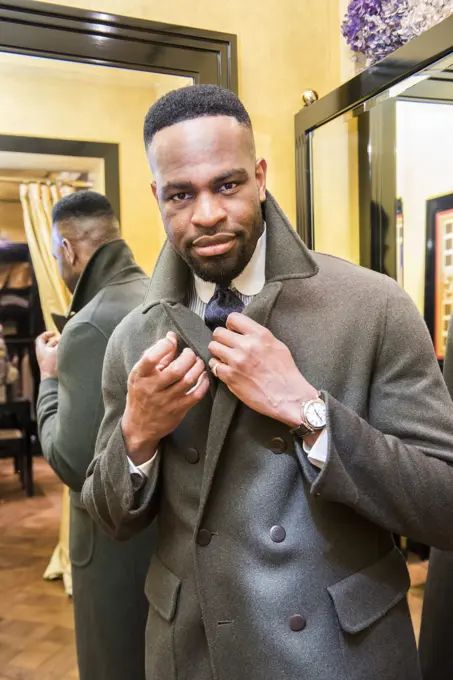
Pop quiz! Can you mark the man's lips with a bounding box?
[192,233,236,257]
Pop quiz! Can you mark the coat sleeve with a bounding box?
[301,276,453,550]
[37,321,107,492]
[81,326,160,540]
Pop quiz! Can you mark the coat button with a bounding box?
[290,615,306,632]
[197,529,212,546]
[270,525,286,543]
[186,448,200,464]
[270,437,287,454]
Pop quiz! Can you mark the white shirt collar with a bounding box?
[193,225,267,304]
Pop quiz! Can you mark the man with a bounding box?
[36,191,154,680]
[418,318,453,680]
[82,85,453,680]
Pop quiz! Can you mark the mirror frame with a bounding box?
[0,0,238,224]
[294,13,453,248]
[0,1,238,91]
[0,135,121,219]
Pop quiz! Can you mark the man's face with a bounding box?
[51,223,80,293]
[148,116,267,284]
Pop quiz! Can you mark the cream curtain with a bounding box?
[20,182,74,596]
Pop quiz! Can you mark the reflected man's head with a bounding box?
[144,84,267,285]
[52,190,120,293]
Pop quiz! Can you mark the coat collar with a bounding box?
[142,191,318,313]
[68,239,143,317]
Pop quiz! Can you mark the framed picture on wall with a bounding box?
[425,192,453,362]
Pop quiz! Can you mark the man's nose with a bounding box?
[191,193,227,228]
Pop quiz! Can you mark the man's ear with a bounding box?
[62,238,76,266]
[151,181,159,205]
[256,158,267,202]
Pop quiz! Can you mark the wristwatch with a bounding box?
[290,393,326,439]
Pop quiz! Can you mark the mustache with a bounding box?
[188,229,243,248]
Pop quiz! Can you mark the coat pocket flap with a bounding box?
[145,554,181,623]
[327,546,410,634]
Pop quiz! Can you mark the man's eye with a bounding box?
[171,192,191,202]
[221,182,237,193]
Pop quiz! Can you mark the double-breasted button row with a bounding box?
[196,526,305,631]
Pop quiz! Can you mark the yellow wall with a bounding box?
[310,0,360,265]
[39,0,342,241]
[0,52,189,274]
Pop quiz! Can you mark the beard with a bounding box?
[180,206,264,286]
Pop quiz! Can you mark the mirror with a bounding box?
[311,113,360,265]
[311,52,453,364]
[0,51,192,275]
[395,54,453,360]
[0,51,192,417]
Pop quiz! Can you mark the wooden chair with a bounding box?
[0,399,33,496]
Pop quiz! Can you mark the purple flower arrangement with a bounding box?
[342,0,453,67]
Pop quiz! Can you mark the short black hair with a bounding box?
[143,84,252,149]
[52,190,116,224]
[52,190,120,246]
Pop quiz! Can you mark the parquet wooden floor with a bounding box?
[0,454,431,680]
[0,457,78,680]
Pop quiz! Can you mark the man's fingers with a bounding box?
[165,356,206,395]
[36,331,56,346]
[226,312,265,335]
[185,371,210,402]
[209,359,232,384]
[208,340,236,366]
[133,335,178,378]
[156,336,179,370]
[211,326,243,349]
[160,348,199,388]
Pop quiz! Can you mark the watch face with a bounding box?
[305,401,326,429]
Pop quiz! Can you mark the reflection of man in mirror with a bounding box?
[82,86,453,680]
[35,191,155,680]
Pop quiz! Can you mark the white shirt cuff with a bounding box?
[128,454,157,478]
[303,429,328,469]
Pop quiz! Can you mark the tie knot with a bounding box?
[205,285,245,331]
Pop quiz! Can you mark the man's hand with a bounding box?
[122,332,209,465]
[208,314,318,428]
[36,331,61,381]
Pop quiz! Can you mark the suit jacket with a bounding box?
[82,195,453,680]
[37,240,155,680]
[418,317,453,680]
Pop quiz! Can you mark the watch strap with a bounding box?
[290,421,315,438]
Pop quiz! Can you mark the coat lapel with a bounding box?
[161,301,216,397]
[197,281,283,522]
